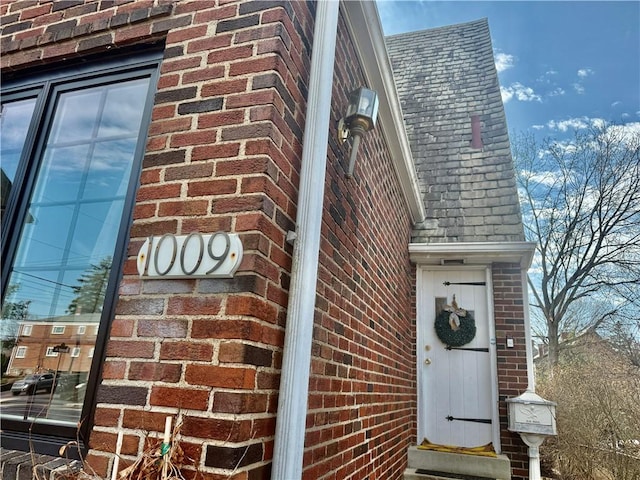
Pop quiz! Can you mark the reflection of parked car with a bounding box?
[10,373,55,395]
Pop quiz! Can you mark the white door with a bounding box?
[417,268,495,448]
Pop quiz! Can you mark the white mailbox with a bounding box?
[507,390,557,436]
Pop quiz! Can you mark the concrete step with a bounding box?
[407,446,511,480]
[404,468,497,480]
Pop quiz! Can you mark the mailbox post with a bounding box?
[507,390,557,480]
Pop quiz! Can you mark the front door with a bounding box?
[417,268,495,448]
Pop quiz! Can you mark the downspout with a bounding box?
[271,1,340,478]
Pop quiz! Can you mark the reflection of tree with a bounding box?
[1,284,30,342]
[67,257,112,314]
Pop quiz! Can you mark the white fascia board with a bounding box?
[341,1,426,224]
[409,241,537,269]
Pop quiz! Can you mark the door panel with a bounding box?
[418,269,493,447]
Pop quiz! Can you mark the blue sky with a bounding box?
[378,1,640,139]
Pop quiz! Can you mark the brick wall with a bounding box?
[492,263,529,480]
[301,11,416,480]
[1,1,416,479]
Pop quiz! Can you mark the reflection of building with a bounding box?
[6,314,99,376]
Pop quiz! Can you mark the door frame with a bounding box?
[416,265,501,453]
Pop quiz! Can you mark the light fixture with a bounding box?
[338,86,379,178]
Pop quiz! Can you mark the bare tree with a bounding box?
[514,123,640,366]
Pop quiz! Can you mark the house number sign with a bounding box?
[137,232,243,279]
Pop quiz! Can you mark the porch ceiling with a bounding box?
[409,241,536,269]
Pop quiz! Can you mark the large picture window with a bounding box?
[1,54,159,450]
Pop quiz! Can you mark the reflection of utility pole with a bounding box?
[45,343,69,418]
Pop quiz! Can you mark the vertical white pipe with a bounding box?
[271,1,340,478]
[521,269,536,391]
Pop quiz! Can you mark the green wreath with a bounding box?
[434,308,476,347]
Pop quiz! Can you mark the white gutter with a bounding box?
[271,1,340,478]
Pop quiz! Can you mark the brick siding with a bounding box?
[1,1,416,479]
[492,263,530,480]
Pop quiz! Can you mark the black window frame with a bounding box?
[1,50,162,456]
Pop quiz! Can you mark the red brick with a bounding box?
[122,410,171,432]
[106,340,155,358]
[226,295,278,323]
[102,361,126,380]
[110,319,135,337]
[213,391,268,414]
[207,44,253,63]
[201,78,248,97]
[129,362,181,382]
[186,33,232,54]
[167,296,222,315]
[157,73,180,89]
[191,143,240,161]
[158,199,209,216]
[152,104,176,121]
[133,203,156,220]
[181,416,251,442]
[182,65,225,84]
[93,407,121,427]
[160,341,214,361]
[148,117,192,136]
[187,178,237,197]
[136,183,182,202]
[165,163,214,181]
[137,319,188,338]
[20,3,51,19]
[150,386,209,410]
[197,110,245,129]
[166,24,208,44]
[160,55,202,74]
[185,364,255,389]
[193,4,237,23]
[169,129,217,148]
[192,319,260,341]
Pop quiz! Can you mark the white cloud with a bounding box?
[532,125,546,130]
[501,82,542,103]
[573,83,585,94]
[494,52,515,73]
[548,87,565,97]
[611,101,622,108]
[622,113,630,119]
[546,116,605,132]
[500,86,513,103]
[577,68,594,78]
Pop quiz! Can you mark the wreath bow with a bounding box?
[435,295,476,347]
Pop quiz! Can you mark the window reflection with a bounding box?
[0,98,36,220]
[1,77,150,426]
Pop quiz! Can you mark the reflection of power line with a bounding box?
[12,271,75,289]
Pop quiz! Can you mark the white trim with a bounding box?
[45,346,59,357]
[342,1,425,224]
[485,267,502,453]
[16,346,27,358]
[410,241,536,268]
[272,1,340,478]
[21,324,32,336]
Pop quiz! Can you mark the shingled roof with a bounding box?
[386,18,525,243]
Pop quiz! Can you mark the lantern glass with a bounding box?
[345,87,379,128]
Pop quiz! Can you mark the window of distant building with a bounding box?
[21,324,32,336]
[45,346,58,357]
[1,51,160,451]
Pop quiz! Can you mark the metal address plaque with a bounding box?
[137,232,243,279]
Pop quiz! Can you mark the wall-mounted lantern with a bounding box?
[337,87,379,178]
